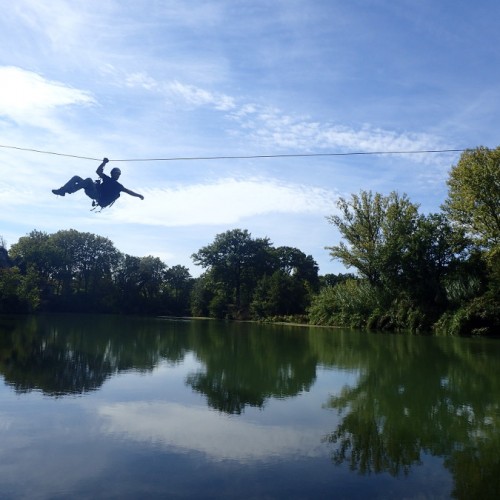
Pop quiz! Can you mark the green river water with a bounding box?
[0,314,499,499]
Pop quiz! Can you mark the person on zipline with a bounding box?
[52,158,144,209]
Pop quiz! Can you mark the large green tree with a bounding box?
[438,147,500,335]
[326,191,419,288]
[50,229,121,296]
[191,229,274,318]
[251,246,319,318]
[114,254,174,314]
[442,146,500,248]
[10,230,63,303]
[192,230,319,320]
[0,266,40,313]
[10,230,59,281]
[323,191,461,330]
[10,229,121,311]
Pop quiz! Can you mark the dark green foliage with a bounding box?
[309,279,383,328]
[318,192,460,332]
[190,274,213,317]
[192,229,320,320]
[2,229,194,315]
[0,267,40,313]
[319,273,357,288]
[163,265,194,316]
[314,147,500,335]
[434,295,500,336]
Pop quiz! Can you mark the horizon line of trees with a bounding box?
[0,229,194,316]
[0,227,324,321]
[0,146,499,336]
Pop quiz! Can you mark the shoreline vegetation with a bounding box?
[1,147,499,336]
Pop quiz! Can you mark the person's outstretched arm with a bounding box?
[122,187,144,200]
[96,158,109,178]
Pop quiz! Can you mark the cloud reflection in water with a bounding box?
[98,401,324,462]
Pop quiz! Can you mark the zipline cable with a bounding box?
[0,144,101,161]
[109,149,466,162]
[0,143,466,162]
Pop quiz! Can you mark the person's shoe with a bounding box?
[52,188,65,196]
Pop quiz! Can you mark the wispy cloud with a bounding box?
[0,66,95,131]
[165,81,236,111]
[228,105,448,160]
[122,71,447,160]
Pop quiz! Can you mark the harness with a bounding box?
[89,179,117,212]
[91,199,116,212]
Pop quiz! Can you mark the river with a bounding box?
[0,314,499,499]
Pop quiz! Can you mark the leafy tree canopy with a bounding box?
[442,146,500,249]
[326,191,419,287]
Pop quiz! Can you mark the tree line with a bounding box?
[0,227,320,320]
[0,146,499,335]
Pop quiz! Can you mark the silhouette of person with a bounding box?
[52,158,144,209]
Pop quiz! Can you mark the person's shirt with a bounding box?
[96,174,124,207]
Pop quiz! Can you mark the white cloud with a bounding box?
[0,66,95,129]
[165,80,236,111]
[124,72,159,91]
[99,401,324,462]
[106,177,337,226]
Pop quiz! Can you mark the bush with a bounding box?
[308,279,381,328]
[434,294,500,336]
[309,280,434,333]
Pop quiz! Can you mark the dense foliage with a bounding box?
[191,229,319,320]
[1,229,194,316]
[0,227,320,321]
[310,146,500,335]
[0,146,498,334]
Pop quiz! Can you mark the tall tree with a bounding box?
[274,246,320,290]
[191,229,274,318]
[50,230,120,294]
[0,266,40,313]
[439,147,500,334]
[114,254,168,314]
[136,256,166,301]
[163,265,193,315]
[251,246,320,318]
[324,191,462,330]
[326,191,419,287]
[9,230,59,280]
[442,146,500,248]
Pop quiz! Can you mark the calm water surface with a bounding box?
[0,314,499,499]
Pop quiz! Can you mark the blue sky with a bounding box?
[1,0,499,277]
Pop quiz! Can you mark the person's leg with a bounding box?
[53,176,96,198]
[83,180,98,200]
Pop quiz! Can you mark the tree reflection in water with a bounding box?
[1,315,499,498]
[185,322,317,413]
[320,332,500,499]
[0,316,316,409]
[0,314,190,395]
